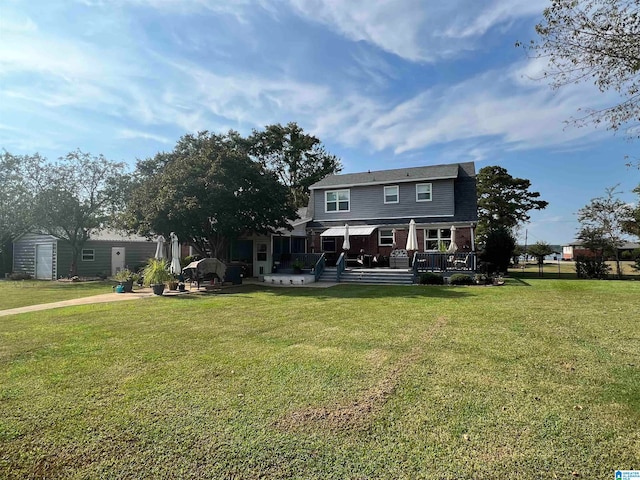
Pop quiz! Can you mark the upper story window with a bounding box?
[416,183,432,202]
[384,185,399,204]
[81,249,95,261]
[325,189,350,212]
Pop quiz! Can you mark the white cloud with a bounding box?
[119,129,171,144]
[285,0,548,62]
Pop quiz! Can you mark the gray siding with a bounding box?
[12,234,57,279]
[313,179,455,222]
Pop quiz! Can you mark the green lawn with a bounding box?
[1,281,639,479]
[510,260,639,279]
[0,280,122,310]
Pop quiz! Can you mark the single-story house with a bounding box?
[13,230,157,279]
[562,240,640,260]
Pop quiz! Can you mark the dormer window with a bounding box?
[416,183,432,202]
[384,185,399,204]
[325,189,350,212]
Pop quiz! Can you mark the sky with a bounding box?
[1,0,639,245]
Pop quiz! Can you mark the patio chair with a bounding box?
[453,254,470,270]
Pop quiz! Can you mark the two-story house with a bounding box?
[305,161,478,267]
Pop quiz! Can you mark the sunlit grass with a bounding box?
[1,281,638,478]
[0,280,121,310]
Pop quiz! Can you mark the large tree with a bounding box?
[247,122,341,208]
[476,166,549,239]
[622,184,640,237]
[577,186,632,277]
[524,0,640,135]
[1,151,123,276]
[0,152,40,274]
[31,150,126,276]
[124,131,297,259]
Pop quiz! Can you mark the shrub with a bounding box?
[473,274,492,285]
[449,274,473,285]
[575,255,610,279]
[419,272,444,285]
[9,272,32,280]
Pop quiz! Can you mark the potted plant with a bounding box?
[168,275,179,291]
[114,268,135,293]
[292,258,305,274]
[143,258,172,295]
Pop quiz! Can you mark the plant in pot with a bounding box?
[143,258,172,295]
[168,274,179,291]
[114,268,135,293]
[292,258,305,274]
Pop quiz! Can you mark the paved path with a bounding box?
[0,289,160,317]
[0,280,338,317]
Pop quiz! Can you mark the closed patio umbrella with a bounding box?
[392,228,397,249]
[447,225,458,253]
[169,232,181,274]
[154,235,166,260]
[342,223,351,250]
[405,219,418,251]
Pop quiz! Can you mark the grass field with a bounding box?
[509,260,639,279]
[1,280,639,478]
[0,280,123,311]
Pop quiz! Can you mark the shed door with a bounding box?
[36,244,54,280]
[111,247,126,276]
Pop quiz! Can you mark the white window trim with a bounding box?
[383,185,399,204]
[81,248,95,262]
[423,228,452,251]
[324,189,350,213]
[378,228,394,246]
[416,183,432,202]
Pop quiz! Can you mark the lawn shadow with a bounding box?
[224,283,473,300]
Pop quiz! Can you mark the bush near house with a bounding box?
[448,273,474,285]
[419,272,444,285]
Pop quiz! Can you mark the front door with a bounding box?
[35,244,53,280]
[111,246,126,276]
[255,241,269,276]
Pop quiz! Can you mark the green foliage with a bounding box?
[124,131,297,259]
[476,166,548,239]
[577,186,630,277]
[448,273,473,285]
[419,272,444,285]
[575,255,611,279]
[622,184,640,237]
[523,0,640,134]
[142,258,172,286]
[527,241,555,265]
[248,122,342,208]
[1,150,126,276]
[8,272,32,280]
[480,226,516,274]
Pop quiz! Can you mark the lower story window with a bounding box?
[322,237,336,252]
[424,228,451,251]
[82,249,95,261]
[378,229,394,246]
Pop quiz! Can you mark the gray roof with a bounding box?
[309,162,467,190]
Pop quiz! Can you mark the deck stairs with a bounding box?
[317,267,414,285]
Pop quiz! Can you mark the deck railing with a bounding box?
[412,252,476,273]
[336,252,346,282]
[314,253,326,282]
[274,253,322,272]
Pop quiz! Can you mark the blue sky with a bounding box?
[1,0,638,245]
